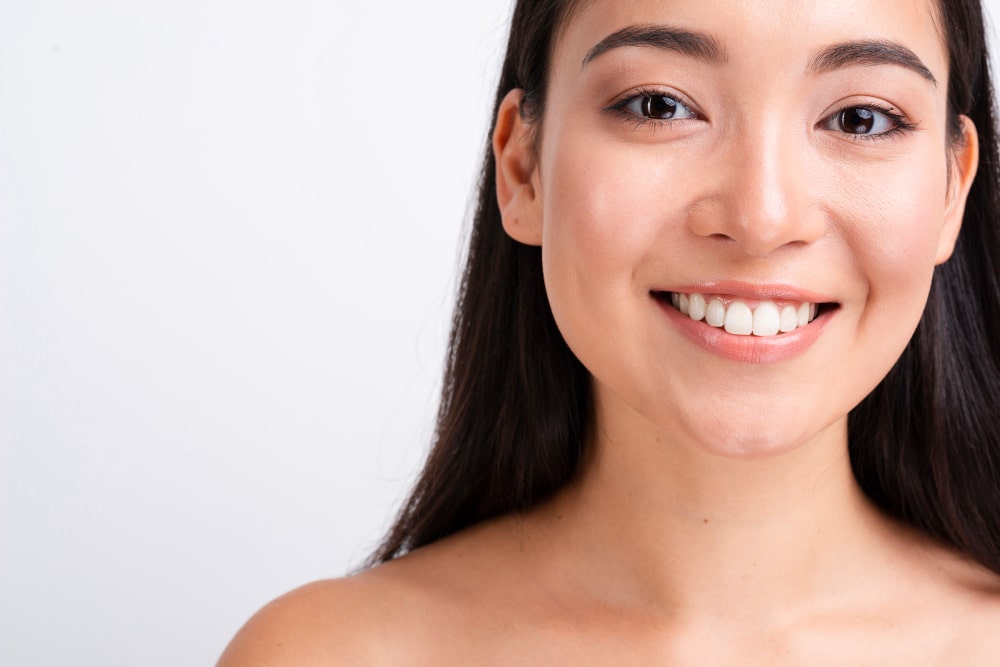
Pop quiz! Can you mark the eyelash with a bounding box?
[605,88,917,141]
[605,87,701,130]
[824,103,916,141]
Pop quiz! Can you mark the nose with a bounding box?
[688,123,825,257]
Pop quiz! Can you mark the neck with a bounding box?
[530,394,900,622]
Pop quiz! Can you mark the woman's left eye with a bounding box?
[824,105,910,138]
[615,92,698,122]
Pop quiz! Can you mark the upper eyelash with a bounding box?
[826,103,917,141]
[604,87,700,128]
[604,90,917,141]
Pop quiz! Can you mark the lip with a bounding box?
[652,283,839,363]
[666,281,837,305]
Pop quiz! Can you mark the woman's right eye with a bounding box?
[614,92,698,122]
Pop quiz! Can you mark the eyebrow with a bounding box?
[581,25,725,68]
[808,39,937,86]
[582,27,937,87]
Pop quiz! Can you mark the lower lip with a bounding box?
[654,297,835,363]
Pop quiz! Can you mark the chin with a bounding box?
[680,418,825,462]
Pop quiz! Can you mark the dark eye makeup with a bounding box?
[822,104,916,140]
[605,87,917,141]
[605,87,701,129]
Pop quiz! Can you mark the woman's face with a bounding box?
[499,0,977,459]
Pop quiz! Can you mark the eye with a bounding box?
[824,105,911,138]
[616,92,698,122]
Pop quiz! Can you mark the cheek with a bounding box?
[832,147,948,303]
[538,139,677,342]
[824,142,950,376]
[539,135,701,288]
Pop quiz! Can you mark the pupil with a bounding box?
[643,96,677,119]
[843,107,875,134]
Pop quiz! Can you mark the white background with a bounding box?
[1,2,998,665]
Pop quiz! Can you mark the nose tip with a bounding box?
[688,137,825,256]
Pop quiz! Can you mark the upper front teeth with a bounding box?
[670,292,817,337]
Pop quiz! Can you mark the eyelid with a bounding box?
[604,86,704,123]
[818,98,917,141]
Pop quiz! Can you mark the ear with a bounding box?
[936,115,979,264]
[494,89,543,246]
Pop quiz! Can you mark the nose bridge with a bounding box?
[742,120,791,228]
[698,109,821,256]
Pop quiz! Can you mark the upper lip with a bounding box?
[653,280,839,304]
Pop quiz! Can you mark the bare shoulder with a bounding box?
[911,540,1000,659]
[946,564,1000,664]
[216,576,392,666]
[216,519,527,666]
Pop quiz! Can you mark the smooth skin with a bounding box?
[219,0,1000,664]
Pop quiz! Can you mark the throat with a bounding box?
[541,418,878,619]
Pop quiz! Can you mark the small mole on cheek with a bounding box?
[703,518,709,524]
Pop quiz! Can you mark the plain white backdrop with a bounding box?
[1,1,999,665]
[0,1,510,665]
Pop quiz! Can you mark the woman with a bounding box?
[220,0,1000,662]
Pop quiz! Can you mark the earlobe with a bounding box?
[494,89,543,246]
[936,115,979,264]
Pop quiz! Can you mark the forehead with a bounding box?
[553,0,947,80]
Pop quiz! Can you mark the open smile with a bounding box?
[651,288,841,363]
[652,291,839,337]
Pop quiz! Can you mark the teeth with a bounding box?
[724,301,753,335]
[688,293,706,321]
[671,292,820,337]
[705,298,725,327]
[779,305,798,333]
[752,302,780,336]
[797,303,811,327]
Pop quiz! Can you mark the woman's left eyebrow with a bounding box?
[808,40,937,86]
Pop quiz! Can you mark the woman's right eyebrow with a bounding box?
[581,25,726,69]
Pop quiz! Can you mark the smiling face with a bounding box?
[494,0,978,459]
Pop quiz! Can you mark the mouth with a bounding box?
[651,291,840,338]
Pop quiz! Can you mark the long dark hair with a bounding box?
[371,0,1000,573]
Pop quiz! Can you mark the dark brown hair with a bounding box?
[371,0,1000,573]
